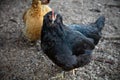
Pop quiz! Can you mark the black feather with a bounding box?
[69,16,105,45]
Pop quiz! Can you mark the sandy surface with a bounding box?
[0,0,120,80]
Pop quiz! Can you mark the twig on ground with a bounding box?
[92,57,115,65]
[103,36,120,40]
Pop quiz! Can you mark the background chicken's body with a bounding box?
[23,0,51,41]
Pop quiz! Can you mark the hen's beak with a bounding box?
[52,9,56,24]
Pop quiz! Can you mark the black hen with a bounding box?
[41,11,98,71]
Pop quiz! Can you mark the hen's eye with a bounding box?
[48,15,51,19]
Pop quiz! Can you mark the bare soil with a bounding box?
[0,0,120,80]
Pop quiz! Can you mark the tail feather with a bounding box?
[95,16,105,31]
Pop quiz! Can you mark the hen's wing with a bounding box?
[69,24,100,45]
[65,27,95,56]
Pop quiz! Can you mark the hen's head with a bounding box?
[32,0,50,5]
[40,0,50,4]
[42,10,65,39]
[43,10,63,27]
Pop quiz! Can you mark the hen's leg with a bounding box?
[51,71,65,79]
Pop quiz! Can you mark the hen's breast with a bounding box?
[24,10,43,41]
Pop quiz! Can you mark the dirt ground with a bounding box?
[0,0,120,80]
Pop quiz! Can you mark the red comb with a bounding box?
[52,9,54,18]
